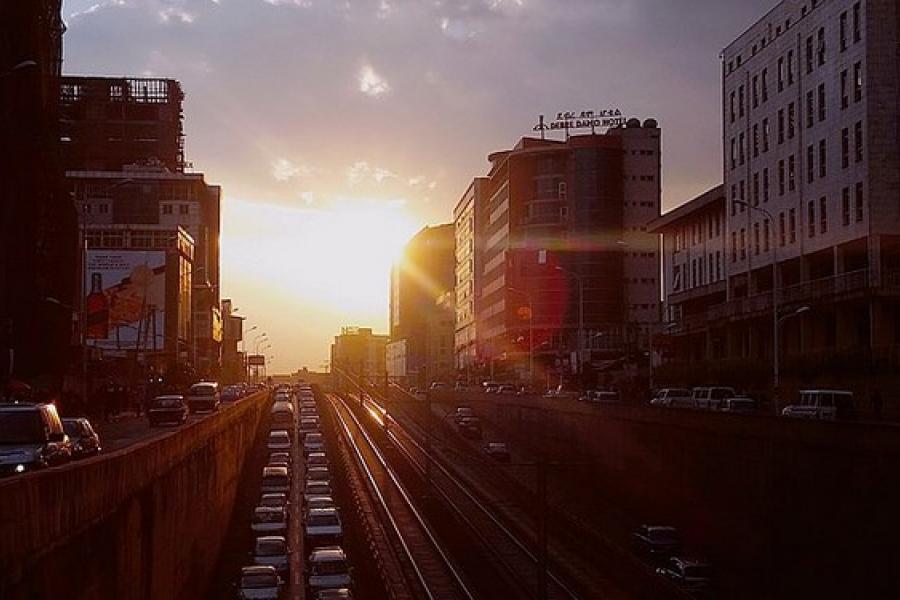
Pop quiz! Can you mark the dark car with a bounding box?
[147,395,189,427]
[458,416,482,440]
[221,386,242,402]
[655,556,713,592]
[632,525,681,561]
[484,442,511,462]
[186,382,220,413]
[62,417,101,458]
[0,402,72,475]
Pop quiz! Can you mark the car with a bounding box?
[307,451,329,468]
[632,525,681,560]
[269,451,291,466]
[267,456,290,471]
[304,506,343,544]
[481,381,501,394]
[306,494,336,510]
[253,535,289,576]
[484,442,511,462]
[782,389,856,420]
[252,506,288,534]
[304,432,326,455]
[497,384,518,395]
[299,417,320,437]
[316,589,353,600]
[62,417,101,458]
[306,546,352,596]
[300,399,317,410]
[307,466,331,483]
[300,406,318,418]
[451,406,474,423]
[721,396,758,413]
[272,403,295,428]
[691,386,735,410]
[655,556,713,592]
[650,388,693,408]
[304,480,332,501]
[221,386,242,403]
[147,395,189,426]
[186,381,220,413]
[580,390,621,404]
[543,385,579,399]
[261,466,290,493]
[237,564,283,600]
[458,416,482,440]
[429,382,447,390]
[259,492,289,509]
[0,402,72,475]
[267,430,291,451]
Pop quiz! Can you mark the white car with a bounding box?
[238,565,283,600]
[267,430,291,451]
[253,536,289,576]
[650,388,693,408]
[782,389,855,420]
[252,506,288,534]
[304,506,343,543]
[691,386,735,410]
[306,546,352,596]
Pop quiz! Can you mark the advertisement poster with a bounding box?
[85,250,166,351]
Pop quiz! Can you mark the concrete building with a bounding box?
[426,292,456,384]
[220,299,244,384]
[331,327,389,385]
[68,164,222,377]
[453,178,489,379]
[473,123,661,385]
[389,224,455,387]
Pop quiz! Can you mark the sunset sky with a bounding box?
[61,0,772,373]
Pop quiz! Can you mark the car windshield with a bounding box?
[308,513,339,526]
[153,398,182,408]
[263,475,288,486]
[0,411,46,444]
[312,560,348,576]
[255,509,285,522]
[306,433,324,443]
[257,540,286,555]
[63,420,85,436]
[190,385,216,396]
[241,574,277,588]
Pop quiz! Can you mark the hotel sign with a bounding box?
[533,109,627,137]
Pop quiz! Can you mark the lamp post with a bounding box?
[507,287,534,384]
[774,306,810,413]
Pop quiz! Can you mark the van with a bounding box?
[186,381,220,413]
[782,389,855,420]
[650,388,693,408]
[691,387,735,410]
[0,403,72,475]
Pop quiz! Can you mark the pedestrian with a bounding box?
[871,388,883,420]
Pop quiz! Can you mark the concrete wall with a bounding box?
[432,391,900,599]
[0,393,268,600]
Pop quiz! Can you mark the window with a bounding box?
[788,102,796,139]
[762,118,770,152]
[777,56,785,92]
[788,50,795,85]
[853,2,861,43]
[805,35,814,74]
[817,27,826,66]
[788,155,796,191]
[817,84,826,122]
[819,139,827,178]
[753,172,760,206]
[819,196,827,234]
[753,222,760,255]
[854,121,863,162]
[98,203,109,214]
[840,11,848,51]
[842,187,850,225]
[764,219,770,252]
[740,228,747,259]
[730,184,737,215]
[777,109,785,144]
[841,70,849,109]
[855,182,864,221]
[789,208,797,243]
[752,75,759,108]
[762,68,768,101]
[716,252,722,280]
[162,203,173,215]
[731,232,737,262]
[738,85,745,118]
[808,201,816,238]
[779,212,786,246]
[739,132,745,165]
[753,124,759,157]
[730,138,736,169]
[807,145,815,183]
[763,168,770,203]
[806,91,815,128]
[854,61,863,102]
[739,180,746,204]
[179,204,189,215]
[729,91,736,123]
[842,128,850,168]
[778,160,785,195]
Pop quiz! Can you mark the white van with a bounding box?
[782,389,855,420]
[650,388,693,408]
[691,387,735,410]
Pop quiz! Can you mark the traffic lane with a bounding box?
[288,398,305,600]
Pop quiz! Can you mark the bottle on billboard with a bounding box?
[86,272,109,339]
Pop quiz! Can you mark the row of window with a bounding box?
[729,182,865,261]
[672,252,724,293]
[82,201,191,216]
[729,64,863,170]
[162,203,191,215]
[674,212,723,252]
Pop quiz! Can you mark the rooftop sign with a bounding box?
[533,109,627,138]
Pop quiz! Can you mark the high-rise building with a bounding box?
[389,224,455,386]
[472,123,661,384]
[331,327,389,385]
[453,178,488,378]
[0,1,75,387]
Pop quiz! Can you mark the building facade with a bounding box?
[473,123,661,385]
[331,327,389,386]
[453,177,488,377]
[426,292,456,384]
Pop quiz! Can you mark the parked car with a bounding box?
[253,536,289,576]
[267,430,291,451]
[186,381,220,413]
[580,390,621,404]
[481,381,501,394]
[691,386,735,410]
[252,506,288,534]
[304,432,326,455]
[237,564,283,600]
[782,389,856,420]
[147,395,189,427]
[304,506,343,544]
[655,556,713,593]
[429,382,447,390]
[721,396,758,414]
[261,466,290,493]
[306,546,352,597]
[543,385,579,399]
[497,384,517,395]
[650,388,694,408]
[62,417,101,458]
[0,402,72,475]
[259,492,289,510]
[484,442,511,462]
[632,524,681,560]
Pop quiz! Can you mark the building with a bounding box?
[453,177,488,379]
[426,292,456,385]
[220,299,245,384]
[0,1,75,387]
[59,76,185,173]
[331,327,389,386]
[68,164,222,377]
[473,122,661,385]
[389,224,455,387]
[668,0,900,392]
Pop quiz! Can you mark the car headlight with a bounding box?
[15,464,25,473]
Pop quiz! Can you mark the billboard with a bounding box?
[248,354,266,366]
[85,250,167,351]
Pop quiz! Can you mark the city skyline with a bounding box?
[60,0,773,372]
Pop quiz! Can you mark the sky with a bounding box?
[60,0,774,374]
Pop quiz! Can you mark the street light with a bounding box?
[773,305,810,413]
[507,287,534,384]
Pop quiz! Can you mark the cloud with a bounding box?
[263,0,313,7]
[346,161,397,186]
[158,7,195,24]
[272,158,315,181]
[358,65,391,98]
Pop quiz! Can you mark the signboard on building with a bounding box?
[84,250,166,351]
[248,354,266,366]
[533,109,627,138]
